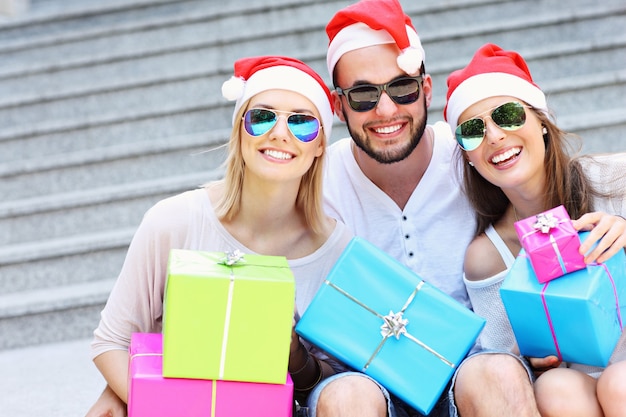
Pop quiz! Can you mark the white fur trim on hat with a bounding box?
[396,47,422,76]
[221,76,245,101]
[445,72,548,129]
[326,22,424,78]
[230,65,334,140]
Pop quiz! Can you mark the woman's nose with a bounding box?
[269,115,291,140]
[484,117,506,145]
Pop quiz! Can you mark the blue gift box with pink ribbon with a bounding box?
[500,232,626,367]
[296,237,485,415]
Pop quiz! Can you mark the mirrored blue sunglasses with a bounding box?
[243,108,321,143]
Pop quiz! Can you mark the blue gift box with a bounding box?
[296,237,485,415]
[500,232,626,367]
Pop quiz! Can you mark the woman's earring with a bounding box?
[468,161,474,167]
[542,126,548,135]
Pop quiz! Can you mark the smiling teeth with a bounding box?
[491,147,521,164]
[264,150,292,160]
[375,124,402,134]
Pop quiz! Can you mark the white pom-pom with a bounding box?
[397,47,423,76]
[221,76,245,101]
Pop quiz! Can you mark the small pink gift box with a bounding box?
[514,205,586,283]
[128,333,294,417]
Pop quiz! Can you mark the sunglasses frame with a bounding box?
[336,75,423,112]
[242,108,322,143]
[455,101,531,151]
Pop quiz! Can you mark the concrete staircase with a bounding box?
[1,0,625,351]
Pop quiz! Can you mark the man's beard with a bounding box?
[343,100,428,164]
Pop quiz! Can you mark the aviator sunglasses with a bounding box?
[243,108,321,143]
[455,101,530,151]
[336,75,423,112]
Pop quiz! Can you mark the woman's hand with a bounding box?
[85,385,127,417]
[572,212,626,264]
[527,355,562,378]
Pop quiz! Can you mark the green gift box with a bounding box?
[162,249,295,384]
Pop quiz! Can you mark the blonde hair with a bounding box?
[214,100,328,234]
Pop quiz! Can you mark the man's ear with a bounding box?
[421,74,433,108]
[331,90,346,122]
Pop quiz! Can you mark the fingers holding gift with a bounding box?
[527,355,562,378]
[573,212,626,264]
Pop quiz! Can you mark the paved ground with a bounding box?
[0,338,106,416]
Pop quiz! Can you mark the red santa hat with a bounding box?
[326,0,425,79]
[444,43,548,129]
[222,55,334,139]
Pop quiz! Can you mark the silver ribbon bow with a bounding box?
[533,212,560,234]
[220,249,246,266]
[325,279,455,370]
[380,311,409,339]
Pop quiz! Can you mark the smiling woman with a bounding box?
[85,56,354,416]
[444,43,626,417]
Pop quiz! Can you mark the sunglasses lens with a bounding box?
[347,87,379,112]
[455,119,485,151]
[455,102,528,151]
[244,109,277,136]
[492,102,526,130]
[244,109,320,142]
[287,114,320,142]
[346,78,421,112]
[388,78,420,105]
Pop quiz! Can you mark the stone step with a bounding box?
[0,170,222,289]
[0,75,220,134]
[0,227,132,288]
[0,168,222,246]
[419,0,625,63]
[0,107,228,164]
[0,0,341,79]
[0,130,228,199]
[0,278,115,350]
[0,0,295,50]
[561,108,626,154]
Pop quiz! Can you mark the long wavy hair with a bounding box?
[214,100,328,234]
[457,106,597,236]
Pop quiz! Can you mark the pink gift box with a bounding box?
[514,205,586,283]
[128,333,294,417]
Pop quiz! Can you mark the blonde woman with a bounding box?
[86,56,353,416]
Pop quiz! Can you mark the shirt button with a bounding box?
[405,234,410,239]
[402,216,407,221]
[408,252,414,257]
